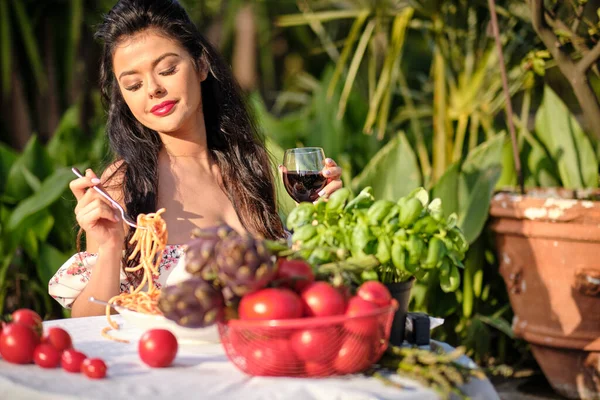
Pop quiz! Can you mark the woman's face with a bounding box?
[112,29,207,134]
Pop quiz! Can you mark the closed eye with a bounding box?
[160,66,177,76]
[125,82,142,91]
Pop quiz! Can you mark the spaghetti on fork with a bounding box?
[102,208,168,342]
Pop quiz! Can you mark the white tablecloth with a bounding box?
[0,316,499,400]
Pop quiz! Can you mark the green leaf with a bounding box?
[21,166,41,192]
[535,86,598,188]
[7,168,74,231]
[38,244,69,290]
[65,0,83,90]
[22,229,39,259]
[478,314,515,339]
[458,165,502,244]
[4,136,54,201]
[47,104,84,166]
[327,10,369,99]
[496,137,517,188]
[462,133,506,177]
[352,132,421,201]
[431,162,460,218]
[337,19,375,119]
[0,142,17,193]
[13,0,47,91]
[462,239,483,318]
[33,211,55,242]
[276,9,366,27]
[527,140,560,187]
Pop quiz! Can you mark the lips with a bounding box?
[150,100,178,116]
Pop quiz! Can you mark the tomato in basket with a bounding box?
[305,361,332,377]
[344,296,380,337]
[290,327,340,363]
[275,259,315,292]
[239,288,303,320]
[244,339,301,376]
[356,281,392,307]
[300,282,346,317]
[333,336,373,374]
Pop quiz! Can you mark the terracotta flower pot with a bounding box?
[489,189,600,399]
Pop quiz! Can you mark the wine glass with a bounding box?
[282,147,327,203]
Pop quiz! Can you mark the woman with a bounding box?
[49,0,342,317]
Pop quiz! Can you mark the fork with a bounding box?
[71,167,145,230]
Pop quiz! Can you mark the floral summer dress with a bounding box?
[48,245,185,309]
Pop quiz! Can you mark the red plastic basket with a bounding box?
[217,300,398,377]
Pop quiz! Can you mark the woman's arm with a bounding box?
[69,163,126,317]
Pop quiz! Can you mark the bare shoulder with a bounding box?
[100,160,126,205]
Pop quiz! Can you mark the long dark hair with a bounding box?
[94,0,284,284]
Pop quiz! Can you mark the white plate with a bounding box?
[117,308,221,344]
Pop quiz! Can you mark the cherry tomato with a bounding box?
[11,309,43,338]
[33,344,61,368]
[138,329,178,368]
[290,327,340,362]
[0,323,39,364]
[333,336,373,374]
[239,288,303,320]
[275,259,315,292]
[305,361,332,377]
[245,339,300,376]
[42,327,72,352]
[357,281,392,307]
[300,282,346,317]
[344,296,380,337]
[82,358,108,379]
[61,349,87,373]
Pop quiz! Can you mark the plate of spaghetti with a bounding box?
[101,209,219,344]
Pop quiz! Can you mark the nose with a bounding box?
[147,76,165,98]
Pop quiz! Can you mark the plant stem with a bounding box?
[488,0,524,194]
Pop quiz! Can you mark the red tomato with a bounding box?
[333,336,373,374]
[357,281,392,307]
[290,327,340,362]
[138,329,178,368]
[239,288,304,320]
[33,344,61,368]
[11,309,43,337]
[305,361,332,377]
[82,358,108,379]
[300,282,346,317]
[344,296,380,337]
[61,349,87,373]
[42,327,72,352]
[275,259,315,292]
[245,339,300,376]
[0,323,39,364]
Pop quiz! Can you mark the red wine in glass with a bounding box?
[282,147,327,203]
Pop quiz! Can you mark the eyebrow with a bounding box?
[118,52,180,80]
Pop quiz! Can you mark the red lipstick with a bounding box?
[150,100,177,116]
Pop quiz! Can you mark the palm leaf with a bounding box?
[13,0,47,92]
[337,19,375,119]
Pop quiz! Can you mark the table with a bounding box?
[0,316,499,400]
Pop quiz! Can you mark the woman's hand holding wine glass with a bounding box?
[280,147,343,204]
